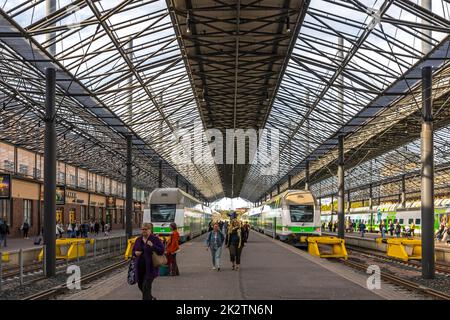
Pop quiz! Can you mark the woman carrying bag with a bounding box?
[132,223,165,300]
[166,222,180,276]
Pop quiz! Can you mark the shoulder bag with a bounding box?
[150,238,167,268]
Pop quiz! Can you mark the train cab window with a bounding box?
[151,204,176,222]
[289,205,314,223]
[408,219,413,224]
[399,219,404,224]
[415,218,421,225]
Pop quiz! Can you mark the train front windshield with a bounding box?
[151,204,176,222]
[289,205,314,223]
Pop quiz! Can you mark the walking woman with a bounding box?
[132,223,164,300]
[166,222,180,276]
[225,219,244,270]
[206,222,225,271]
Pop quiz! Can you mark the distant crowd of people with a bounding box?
[321,219,418,239]
[55,219,110,239]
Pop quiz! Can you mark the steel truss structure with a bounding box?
[241,0,450,203]
[0,0,222,200]
[0,0,449,203]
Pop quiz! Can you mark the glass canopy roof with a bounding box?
[0,0,449,202]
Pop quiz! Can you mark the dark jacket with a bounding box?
[132,234,164,282]
[225,226,243,248]
[206,230,225,248]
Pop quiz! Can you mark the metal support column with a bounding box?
[288,175,291,189]
[421,0,432,55]
[126,135,133,240]
[44,67,56,277]
[337,135,345,239]
[305,161,310,191]
[331,194,334,224]
[338,37,345,126]
[175,175,178,188]
[369,184,374,232]
[277,185,280,195]
[158,161,163,188]
[421,66,435,279]
[401,174,406,208]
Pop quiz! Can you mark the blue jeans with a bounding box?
[210,246,222,268]
[381,229,386,238]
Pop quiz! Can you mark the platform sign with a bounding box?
[0,174,11,199]
[56,186,66,205]
[106,196,116,209]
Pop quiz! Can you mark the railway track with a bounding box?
[339,258,450,300]
[346,245,450,275]
[22,259,128,300]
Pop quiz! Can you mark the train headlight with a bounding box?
[316,228,321,232]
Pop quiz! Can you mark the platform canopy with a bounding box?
[0,0,449,202]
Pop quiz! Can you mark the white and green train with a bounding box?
[320,206,450,234]
[249,190,321,242]
[143,188,212,243]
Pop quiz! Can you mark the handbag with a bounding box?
[152,251,167,268]
[127,258,136,285]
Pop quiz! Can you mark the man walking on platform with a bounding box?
[0,219,9,247]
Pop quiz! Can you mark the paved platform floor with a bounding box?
[66,231,400,300]
[0,228,140,252]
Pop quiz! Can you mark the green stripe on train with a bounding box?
[153,227,171,233]
[271,226,319,233]
[153,226,191,233]
[288,226,319,233]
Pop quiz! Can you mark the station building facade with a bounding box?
[0,141,146,238]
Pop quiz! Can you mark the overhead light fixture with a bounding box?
[186,10,191,34]
[202,88,205,102]
[265,91,270,101]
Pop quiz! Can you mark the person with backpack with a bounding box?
[56,222,64,239]
[0,219,9,247]
[94,220,100,236]
[395,222,401,238]
[243,222,250,243]
[132,223,164,300]
[379,221,386,239]
[166,222,180,276]
[359,221,366,238]
[21,221,30,239]
[225,219,244,271]
[388,222,394,236]
[206,222,225,271]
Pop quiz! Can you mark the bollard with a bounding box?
[19,249,23,286]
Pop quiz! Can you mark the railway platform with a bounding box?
[322,232,450,263]
[65,231,422,300]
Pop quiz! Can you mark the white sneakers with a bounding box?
[212,266,216,270]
